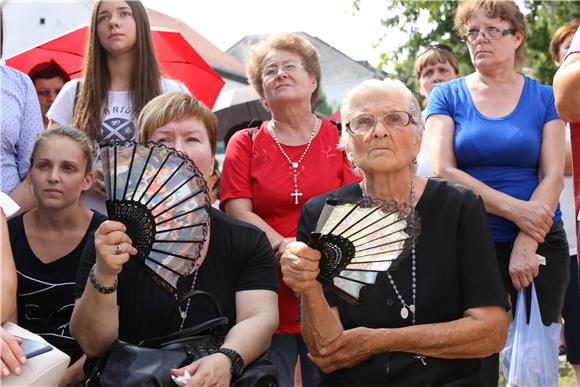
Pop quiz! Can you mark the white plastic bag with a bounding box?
[501,283,560,387]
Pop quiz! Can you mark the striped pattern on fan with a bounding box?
[99,140,210,296]
[308,196,420,304]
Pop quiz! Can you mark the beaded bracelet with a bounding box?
[89,264,118,294]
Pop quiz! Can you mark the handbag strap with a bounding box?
[140,316,228,348]
[176,289,225,318]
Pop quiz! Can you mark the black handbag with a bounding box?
[86,290,278,387]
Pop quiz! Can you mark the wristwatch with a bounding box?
[217,347,244,378]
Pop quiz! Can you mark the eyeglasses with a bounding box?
[36,88,62,97]
[262,61,304,79]
[464,27,516,42]
[416,43,454,58]
[345,111,414,135]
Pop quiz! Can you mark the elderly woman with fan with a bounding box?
[280,79,508,386]
[70,93,279,386]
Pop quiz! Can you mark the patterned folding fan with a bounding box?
[308,196,420,304]
[99,140,210,296]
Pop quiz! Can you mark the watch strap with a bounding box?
[217,347,244,378]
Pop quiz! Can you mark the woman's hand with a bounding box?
[171,353,231,387]
[272,237,296,263]
[57,355,86,387]
[511,200,553,243]
[280,242,321,296]
[308,327,376,373]
[91,168,107,197]
[509,233,540,290]
[94,221,137,283]
[0,327,25,377]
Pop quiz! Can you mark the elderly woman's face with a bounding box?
[260,49,317,109]
[149,117,214,181]
[346,91,420,176]
[465,9,522,70]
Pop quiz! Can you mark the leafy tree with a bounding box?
[356,0,580,92]
[524,1,580,83]
[315,91,334,116]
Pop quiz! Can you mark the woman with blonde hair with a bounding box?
[220,33,359,386]
[71,93,279,386]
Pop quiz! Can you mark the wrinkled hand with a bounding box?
[0,327,26,377]
[512,200,553,243]
[171,353,231,387]
[509,235,540,290]
[94,221,137,283]
[272,237,296,264]
[57,355,86,387]
[91,168,106,197]
[280,242,321,295]
[308,327,376,373]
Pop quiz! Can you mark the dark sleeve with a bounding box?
[74,233,97,299]
[296,202,318,243]
[236,227,279,293]
[458,191,508,310]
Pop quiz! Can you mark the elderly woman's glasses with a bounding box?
[416,43,454,58]
[464,27,515,42]
[262,61,303,79]
[345,111,413,135]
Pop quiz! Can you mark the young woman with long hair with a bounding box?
[47,0,188,213]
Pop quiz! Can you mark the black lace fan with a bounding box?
[308,196,420,305]
[99,140,210,296]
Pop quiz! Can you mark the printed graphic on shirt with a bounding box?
[101,117,136,142]
[17,271,76,341]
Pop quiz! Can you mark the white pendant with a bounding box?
[409,304,416,314]
[179,308,187,320]
[292,162,298,169]
[400,306,409,319]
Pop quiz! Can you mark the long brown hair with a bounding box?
[73,0,162,141]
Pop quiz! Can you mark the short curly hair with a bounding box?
[454,0,527,68]
[550,19,580,64]
[247,33,321,109]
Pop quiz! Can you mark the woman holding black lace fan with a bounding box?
[70,93,279,386]
[280,79,508,386]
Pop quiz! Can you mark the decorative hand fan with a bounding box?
[99,140,210,296]
[308,196,420,305]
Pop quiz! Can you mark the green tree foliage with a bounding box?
[358,0,580,93]
[524,1,580,83]
[315,91,334,116]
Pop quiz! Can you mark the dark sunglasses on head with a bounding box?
[416,44,454,59]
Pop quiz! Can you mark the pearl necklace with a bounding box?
[268,114,319,205]
[361,178,426,366]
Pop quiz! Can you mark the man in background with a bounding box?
[28,60,70,128]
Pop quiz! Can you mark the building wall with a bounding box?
[2,0,92,58]
[227,32,383,111]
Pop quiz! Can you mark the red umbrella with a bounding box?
[6,26,224,109]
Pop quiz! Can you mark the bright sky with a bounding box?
[141,0,406,68]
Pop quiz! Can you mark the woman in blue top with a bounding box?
[427,0,568,384]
